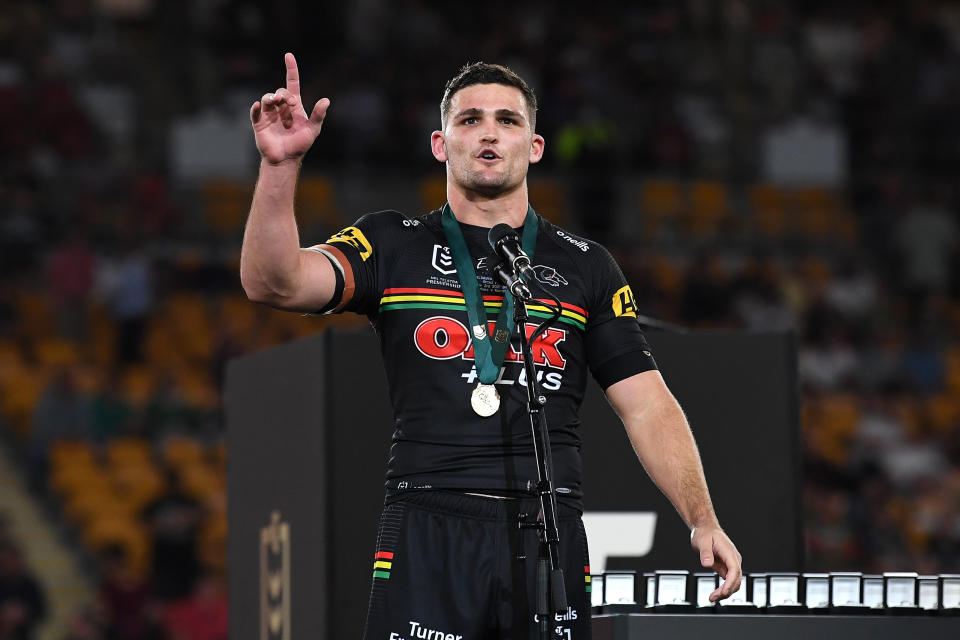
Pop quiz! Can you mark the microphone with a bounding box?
[488,224,536,281]
[492,261,532,301]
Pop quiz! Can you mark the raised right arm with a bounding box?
[239,52,335,313]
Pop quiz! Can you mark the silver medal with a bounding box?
[470,383,500,417]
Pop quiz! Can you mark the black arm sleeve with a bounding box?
[584,245,658,389]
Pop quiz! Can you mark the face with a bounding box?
[432,83,544,197]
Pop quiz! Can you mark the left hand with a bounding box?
[691,525,742,602]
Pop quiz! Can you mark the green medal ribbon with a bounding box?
[440,203,538,385]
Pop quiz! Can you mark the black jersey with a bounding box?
[310,208,657,504]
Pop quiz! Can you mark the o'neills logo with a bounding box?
[261,511,290,640]
[414,316,567,369]
[556,230,589,252]
[533,606,579,623]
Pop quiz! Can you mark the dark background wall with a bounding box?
[225,337,329,640]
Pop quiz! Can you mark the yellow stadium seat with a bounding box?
[105,436,153,468]
[418,174,446,212]
[199,514,227,572]
[528,178,568,228]
[111,464,166,512]
[1,368,48,439]
[202,179,250,233]
[162,435,205,469]
[947,345,960,392]
[802,393,861,466]
[49,439,97,468]
[50,461,112,500]
[82,515,150,577]
[64,490,128,527]
[119,366,156,406]
[35,339,80,367]
[16,292,55,339]
[685,180,730,237]
[178,463,224,502]
[647,255,684,296]
[639,178,683,238]
[297,176,343,231]
[748,184,789,238]
[925,394,960,434]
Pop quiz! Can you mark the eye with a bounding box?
[462,117,478,125]
[499,118,516,125]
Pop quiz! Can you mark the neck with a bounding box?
[446,180,529,228]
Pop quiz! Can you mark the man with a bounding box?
[241,53,741,639]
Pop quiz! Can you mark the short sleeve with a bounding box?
[305,211,399,316]
[583,245,658,389]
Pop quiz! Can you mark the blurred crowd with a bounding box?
[1,0,960,636]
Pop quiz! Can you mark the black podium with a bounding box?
[226,329,801,639]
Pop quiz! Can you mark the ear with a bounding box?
[431,130,447,163]
[529,133,545,165]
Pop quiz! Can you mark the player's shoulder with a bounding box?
[539,217,616,267]
[351,208,446,233]
[331,209,435,244]
[348,209,420,231]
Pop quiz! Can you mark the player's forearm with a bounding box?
[240,159,306,303]
[623,395,719,531]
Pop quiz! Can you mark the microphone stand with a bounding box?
[510,291,567,640]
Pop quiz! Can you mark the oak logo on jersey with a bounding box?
[612,285,639,318]
[326,226,372,261]
[431,244,456,275]
[414,316,567,369]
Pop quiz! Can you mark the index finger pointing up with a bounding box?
[285,52,301,97]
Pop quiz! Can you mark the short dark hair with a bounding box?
[440,62,538,130]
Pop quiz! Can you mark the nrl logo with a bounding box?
[533,265,568,287]
[260,511,290,640]
[431,245,456,275]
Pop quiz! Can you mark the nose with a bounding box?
[479,121,498,143]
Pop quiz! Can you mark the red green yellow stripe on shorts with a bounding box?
[584,565,591,593]
[372,551,393,579]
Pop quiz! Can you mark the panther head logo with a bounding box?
[533,265,568,287]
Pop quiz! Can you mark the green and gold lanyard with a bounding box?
[440,203,538,384]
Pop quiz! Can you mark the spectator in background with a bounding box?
[900,328,946,393]
[0,181,44,276]
[141,470,203,602]
[60,608,106,640]
[98,546,161,640]
[731,254,797,331]
[679,250,731,327]
[823,255,878,321]
[144,372,197,438]
[89,371,131,444]
[555,105,619,243]
[799,324,860,392]
[893,183,958,307]
[161,573,227,640]
[0,515,11,547]
[0,543,47,640]
[879,418,950,490]
[95,239,153,365]
[27,368,90,493]
[47,229,95,342]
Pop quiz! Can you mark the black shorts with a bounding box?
[362,491,592,640]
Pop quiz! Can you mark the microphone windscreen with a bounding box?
[488,223,518,249]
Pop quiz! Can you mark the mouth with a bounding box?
[476,149,502,162]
